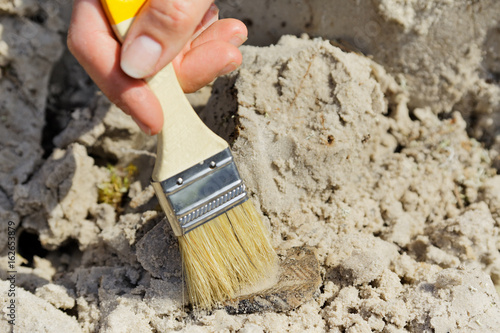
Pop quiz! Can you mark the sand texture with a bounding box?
[1,1,500,332]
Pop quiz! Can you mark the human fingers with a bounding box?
[191,3,219,41]
[68,0,163,135]
[120,0,214,79]
[174,19,247,92]
[175,40,242,93]
[189,18,247,49]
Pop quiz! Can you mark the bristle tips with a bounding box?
[178,200,276,309]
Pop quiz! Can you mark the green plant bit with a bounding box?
[98,164,137,211]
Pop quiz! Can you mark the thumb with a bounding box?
[120,0,214,79]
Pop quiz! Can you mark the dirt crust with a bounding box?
[1,1,500,332]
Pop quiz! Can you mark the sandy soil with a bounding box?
[1,1,500,332]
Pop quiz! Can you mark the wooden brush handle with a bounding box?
[100,0,228,181]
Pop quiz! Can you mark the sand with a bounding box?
[1,1,500,332]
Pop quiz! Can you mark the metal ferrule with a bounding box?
[152,148,248,236]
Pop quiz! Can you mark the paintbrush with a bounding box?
[100,0,276,308]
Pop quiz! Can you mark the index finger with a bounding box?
[68,0,163,134]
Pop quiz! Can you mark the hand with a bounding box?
[68,0,247,135]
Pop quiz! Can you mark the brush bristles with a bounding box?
[178,200,276,309]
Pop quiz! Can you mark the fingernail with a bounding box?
[203,3,219,27]
[218,62,239,76]
[229,34,247,47]
[121,35,161,79]
[193,4,219,40]
[132,116,152,135]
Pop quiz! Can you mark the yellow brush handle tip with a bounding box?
[100,0,146,40]
[100,0,146,25]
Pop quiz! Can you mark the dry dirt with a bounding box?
[1,1,500,332]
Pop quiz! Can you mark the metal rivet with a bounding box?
[209,161,216,169]
[176,178,183,185]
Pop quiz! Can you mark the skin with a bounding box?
[68,0,248,135]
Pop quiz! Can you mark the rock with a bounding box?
[13,143,104,250]
[35,283,75,310]
[0,280,82,332]
[54,94,156,167]
[407,264,500,332]
[0,0,39,16]
[426,203,500,285]
[0,15,63,196]
[218,0,500,114]
[144,278,185,315]
[0,189,18,253]
[100,211,159,263]
[479,175,500,225]
[136,220,183,280]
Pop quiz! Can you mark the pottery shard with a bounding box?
[225,246,321,314]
